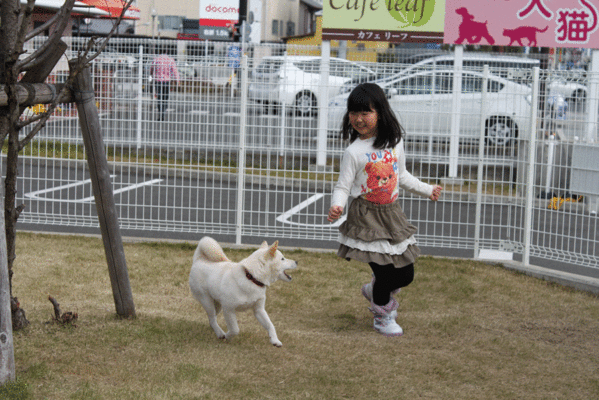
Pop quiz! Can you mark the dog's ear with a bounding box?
[267,241,279,258]
[260,241,268,249]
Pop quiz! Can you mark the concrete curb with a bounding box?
[495,260,599,295]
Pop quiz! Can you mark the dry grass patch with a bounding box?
[4,232,599,399]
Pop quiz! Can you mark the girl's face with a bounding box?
[348,106,378,139]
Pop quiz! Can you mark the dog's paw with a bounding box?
[271,340,283,347]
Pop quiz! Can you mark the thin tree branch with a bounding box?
[74,36,102,65]
[13,0,37,67]
[83,0,136,64]
[17,108,53,144]
[17,0,76,71]
[13,204,25,221]
[24,12,60,42]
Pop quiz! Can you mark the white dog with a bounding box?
[189,236,297,347]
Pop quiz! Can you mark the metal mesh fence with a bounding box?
[9,37,599,272]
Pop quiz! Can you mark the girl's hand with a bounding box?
[328,206,344,222]
[430,185,443,201]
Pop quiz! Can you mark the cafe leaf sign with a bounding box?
[322,0,446,43]
[389,0,436,27]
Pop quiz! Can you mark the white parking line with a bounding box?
[25,178,98,199]
[25,177,163,203]
[276,193,346,227]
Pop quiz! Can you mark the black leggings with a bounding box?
[368,262,414,306]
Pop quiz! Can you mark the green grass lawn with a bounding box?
[3,232,599,399]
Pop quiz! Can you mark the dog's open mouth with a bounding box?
[284,271,292,280]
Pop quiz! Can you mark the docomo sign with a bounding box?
[200,0,240,27]
[204,4,239,15]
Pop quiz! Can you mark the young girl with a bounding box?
[328,83,442,337]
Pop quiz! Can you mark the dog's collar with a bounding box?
[244,267,265,287]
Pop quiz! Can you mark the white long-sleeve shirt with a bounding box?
[331,137,433,209]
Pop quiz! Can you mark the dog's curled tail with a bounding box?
[193,237,231,263]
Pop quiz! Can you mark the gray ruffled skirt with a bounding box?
[337,196,420,267]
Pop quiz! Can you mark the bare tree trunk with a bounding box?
[5,122,21,283]
[0,189,15,383]
[1,46,30,331]
[4,127,29,330]
[0,0,137,331]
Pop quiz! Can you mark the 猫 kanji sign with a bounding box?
[444,0,599,48]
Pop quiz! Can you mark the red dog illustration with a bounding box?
[455,7,495,45]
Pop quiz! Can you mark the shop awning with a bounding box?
[78,0,141,20]
[23,0,110,17]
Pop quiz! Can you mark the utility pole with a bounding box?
[233,0,247,42]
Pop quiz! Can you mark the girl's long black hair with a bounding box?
[341,82,405,149]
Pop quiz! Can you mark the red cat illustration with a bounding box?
[503,26,548,47]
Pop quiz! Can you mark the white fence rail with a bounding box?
[10,38,599,273]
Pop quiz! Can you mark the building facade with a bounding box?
[131,0,321,43]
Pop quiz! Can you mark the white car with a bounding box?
[338,53,541,96]
[549,78,587,104]
[338,53,583,107]
[328,69,538,147]
[248,56,376,116]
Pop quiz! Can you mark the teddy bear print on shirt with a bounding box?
[363,157,399,205]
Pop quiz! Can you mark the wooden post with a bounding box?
[68,60,136,318]
[0,190,15,383]
[0,83,71,106]
[20,40,68,84]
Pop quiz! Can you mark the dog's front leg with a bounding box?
[222,309,240,341]
[254,301,282,347]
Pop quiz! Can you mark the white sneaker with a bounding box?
[370,299,403,337]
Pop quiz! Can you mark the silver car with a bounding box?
[249,55,376,116]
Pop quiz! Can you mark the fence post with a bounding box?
[137,45,144,149]
[316,40,330,168]
[279,52,288,162]
[474,65,489,259]
[584,49,599,144]
[523,67,541,266]
[236,55,249,244]
[448,45,463,179]
[584,50,599,213]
